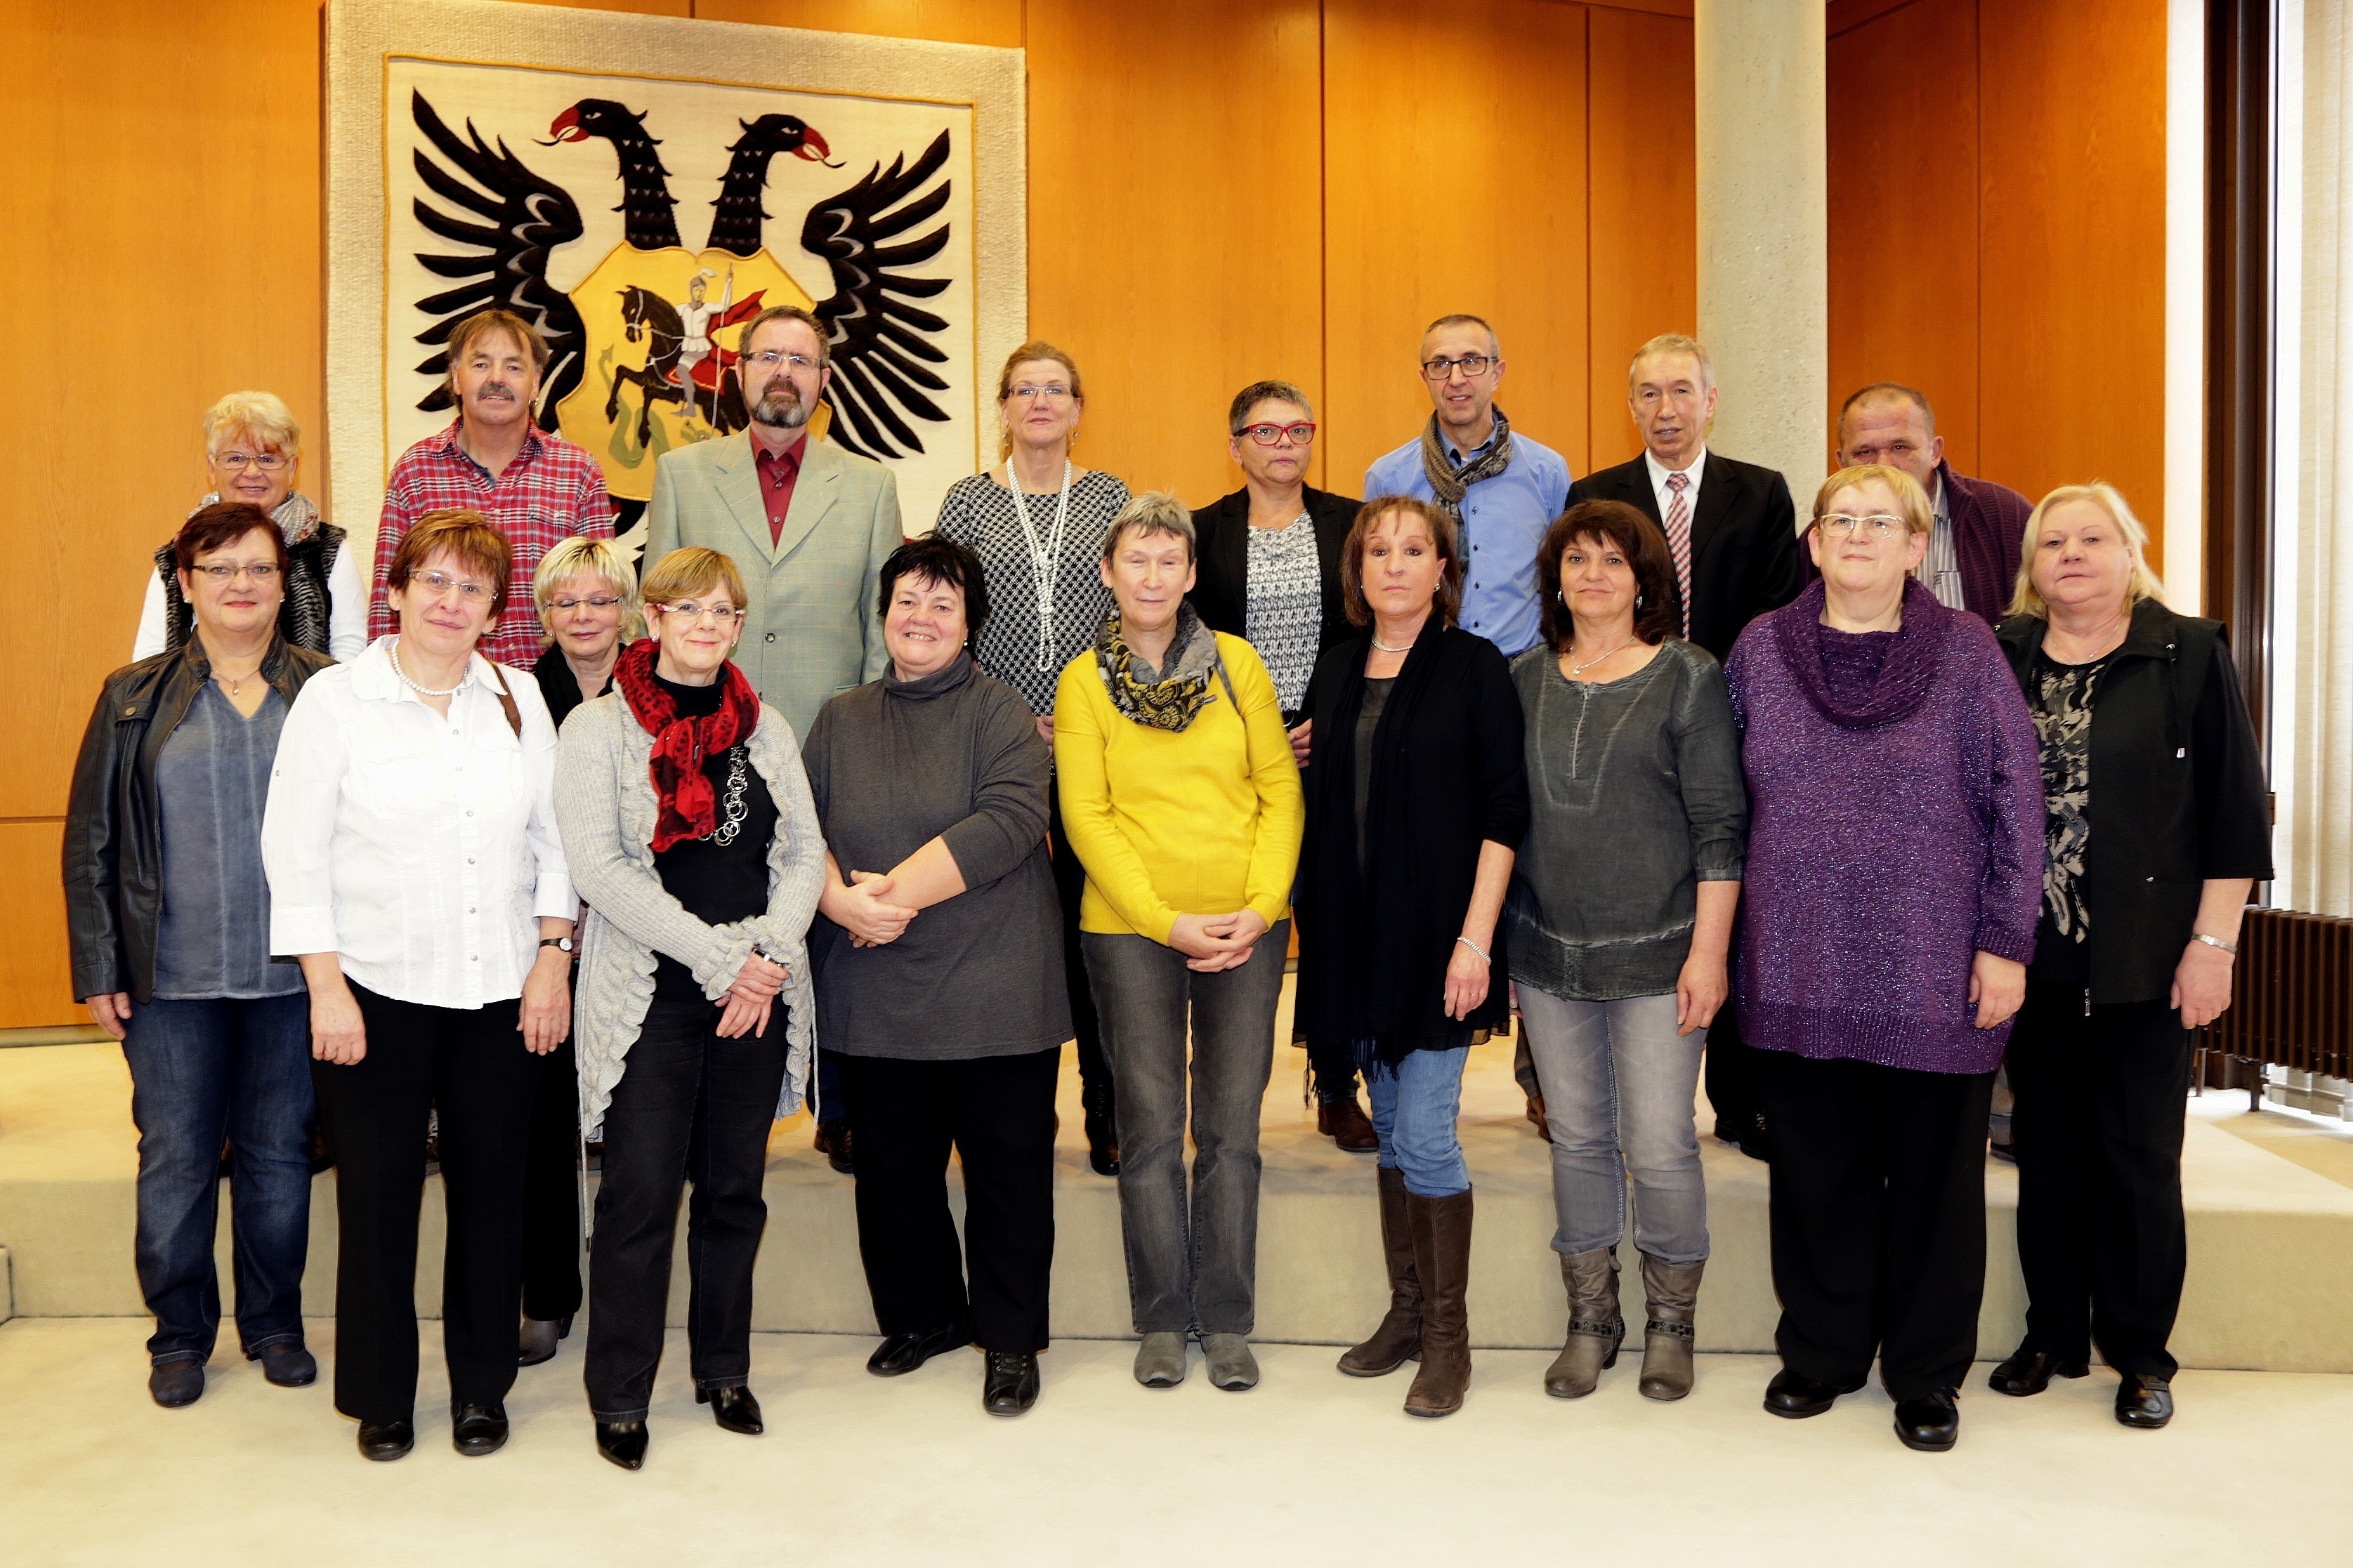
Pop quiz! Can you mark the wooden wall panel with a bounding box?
[1977,0,2168,553]
[0,822,78,1027]
[1323,0,1592,493]
[697,0,1021,46]
[1826,0,1981,475]
[1586,4,1697,473]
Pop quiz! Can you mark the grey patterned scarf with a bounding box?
[1419,406,1514,523]
[1094,604,1231,732]
[155,492,343,657]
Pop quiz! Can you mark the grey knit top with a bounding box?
[554,687,826,1134]
[1504,638,1747,1001]
[801,653,1070,1059]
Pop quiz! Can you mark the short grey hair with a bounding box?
[1101,489,1197,563]
[1837,381,1938,442]
[1228,379,1314,436]
[1629,332,1714,392]
[532,534,645,641]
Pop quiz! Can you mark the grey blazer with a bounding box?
[643,433,903,740]
[554,691,826,1135]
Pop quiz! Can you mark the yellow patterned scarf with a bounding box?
[1095,605,1225,732]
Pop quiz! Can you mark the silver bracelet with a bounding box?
[2192,932,2239,956]
[1454,936,1490,963]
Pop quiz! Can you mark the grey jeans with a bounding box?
[1082,921,1289,1336]
[1519,984,1709,1266]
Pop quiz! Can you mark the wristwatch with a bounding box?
[539,936,575,954]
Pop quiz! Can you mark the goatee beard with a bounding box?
[752,390,810,430]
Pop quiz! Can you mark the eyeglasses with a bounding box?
[1240,421,1316,447]
[192,562,282,582]
[1008,383,1073,402]
[214,452,289,472]
[1422,355,1495,381]
[1816,514,1908,540]
[415,570,495,602]
[744,350,821,373]
[654,600,746,624]
[549,595,623,612]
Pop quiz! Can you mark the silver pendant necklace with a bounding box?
[1568,634,1637,679]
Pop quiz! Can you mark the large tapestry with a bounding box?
[325,0,1026,546]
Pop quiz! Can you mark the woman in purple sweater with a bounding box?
[1724,463,2041,1455]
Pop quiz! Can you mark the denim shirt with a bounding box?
[1365,429,1573,657]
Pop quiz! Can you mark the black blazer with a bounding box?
[1188,485,1361,713]
[1568,452,1805,661]
[1294,619,1529,1064]
[1996,601,2273,1004]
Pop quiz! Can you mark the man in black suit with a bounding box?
[1556,334,1807,1159]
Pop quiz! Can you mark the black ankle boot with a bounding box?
[596,1419,648,1470]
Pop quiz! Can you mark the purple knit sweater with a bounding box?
[1725,579,2042,1074]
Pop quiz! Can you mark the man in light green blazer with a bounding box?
[643,305,903,740]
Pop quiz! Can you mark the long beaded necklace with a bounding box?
[1007,458,1073,673]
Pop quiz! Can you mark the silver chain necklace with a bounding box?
[709,748,751,846]
[1568,634,1637,679]
[1007,458,1073,672]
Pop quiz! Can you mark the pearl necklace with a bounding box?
[1007,458,1073,673]
[390,638,465,698]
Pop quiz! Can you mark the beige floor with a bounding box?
[4,1317,2350,1567]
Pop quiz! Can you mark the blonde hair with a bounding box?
[641,546,747,613]
[2007,482,2167,619]
[532,536,644,642]
[203,391,300,461]
[1812,463,1934,537]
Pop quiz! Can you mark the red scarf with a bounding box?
[613,638,763,852]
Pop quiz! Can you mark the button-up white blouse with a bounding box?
[262,636,573,1009]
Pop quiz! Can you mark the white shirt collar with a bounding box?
[1644,445,1708,488]
[350,634,505,704]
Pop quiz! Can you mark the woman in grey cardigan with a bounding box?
[554,546,824,1473]
[803,536,1069,1418]
[1507,501,1746,1406]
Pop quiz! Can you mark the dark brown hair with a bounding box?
[443,309,551,400]
[387,508,516,622]
[1339,496,1464,629]
[173,501,288,577]
[878,534,992,650]
[1537,501,1680,652]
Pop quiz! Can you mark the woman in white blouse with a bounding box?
[262,508,575,1465]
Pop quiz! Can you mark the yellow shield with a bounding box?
[554,245,825,502]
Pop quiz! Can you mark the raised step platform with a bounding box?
[7,985,2353,1372]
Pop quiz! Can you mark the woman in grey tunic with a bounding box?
[1507,499,1746,1406]
[803,536,1068,1418]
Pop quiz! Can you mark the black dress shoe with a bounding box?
[451,1402,509,1456]
[1763,1367,1863,1419]
[596,1419,648,1470]
[358,1420,414,1461]
[1084,1105,1120,1177]
[698,1383,763,1435]
[1988,1346,2090,1397]
[256,1343,317,1388]
[983,1351,1040,1416]
[1894,1388,1961,1451]
[814,1120,855,1175]
[518,1312,574,1367]
[867,1319,971,1377]
[148,1361,204,1408]
[2116,1372,2174,1429]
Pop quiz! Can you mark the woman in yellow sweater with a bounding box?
[1055,490,1304,1395]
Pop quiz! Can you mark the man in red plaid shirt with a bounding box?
[370,309,614,669]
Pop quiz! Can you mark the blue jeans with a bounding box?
[1518,986,1708,1265]
[119,993,314,1365]
[1365,1046,1472,1198]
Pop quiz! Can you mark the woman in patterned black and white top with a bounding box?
[1188,380,1370,1151]
[934,341,1131,1176]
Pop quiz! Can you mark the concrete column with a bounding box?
[1694,0,1828,520]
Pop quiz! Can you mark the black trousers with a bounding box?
[1755,1050,1996,1401]
[2007,985,2193,1378]
[521,1035,583,1322]
[584,995,788,1421]
[838,1046,1061,1353]
[1705,1007,1767,1149]
[312,984,541,1425]
[1048,789,1113,1112]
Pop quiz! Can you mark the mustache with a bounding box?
[475,382,518,402]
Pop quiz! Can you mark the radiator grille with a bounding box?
[2194,907,2353,1079]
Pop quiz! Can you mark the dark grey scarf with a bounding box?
[1419,406,1514,523]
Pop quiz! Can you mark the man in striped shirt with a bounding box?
[369,309,614,669]
[1835,382,2032,625]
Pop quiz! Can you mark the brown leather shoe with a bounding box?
[1338,1166,1422,1376]
[1543,1248,1621,1398]
[1637,1253,1703,1401]
[1402,1187,1473,1417]
[1318,1093,1379,1154]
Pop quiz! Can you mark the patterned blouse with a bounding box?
[934,468,1132,716]
[1244,513,1322,715]
[2026,650,2111,977]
